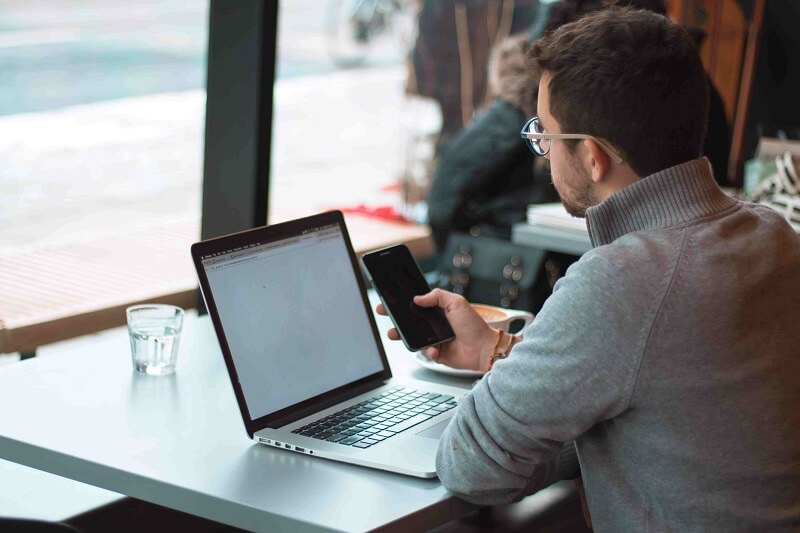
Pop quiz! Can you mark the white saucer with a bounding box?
[413,352,484,378]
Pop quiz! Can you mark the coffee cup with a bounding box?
[470,303,534,333]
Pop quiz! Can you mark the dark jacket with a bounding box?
[427,100,558,250]
[426,34,558,250]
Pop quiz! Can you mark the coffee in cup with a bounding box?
[470,303,534,333]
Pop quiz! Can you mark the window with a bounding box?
[0,1,209,361]
[270,0,433,223]
[202,0,439,240]
[0,1,208,246]
[2,0,482,360]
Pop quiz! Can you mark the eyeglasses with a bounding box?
[520,116,624,164]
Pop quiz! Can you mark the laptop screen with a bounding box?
[197,216,386,422]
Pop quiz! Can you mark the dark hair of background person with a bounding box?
[529,7,709,178]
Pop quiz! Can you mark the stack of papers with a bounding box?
[526,203,588,235]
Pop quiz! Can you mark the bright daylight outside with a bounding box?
[0,0,435,363]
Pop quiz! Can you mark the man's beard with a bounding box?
[556,155,597,218]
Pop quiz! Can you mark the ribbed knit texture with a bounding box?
[435,156,800,529]
[586,158,738,247]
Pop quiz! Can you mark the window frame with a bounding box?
[201,0,278,240]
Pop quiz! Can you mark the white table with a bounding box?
[0,308,476,532]
[512,203,592,256]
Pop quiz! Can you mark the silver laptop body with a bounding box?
[191,211,463,478]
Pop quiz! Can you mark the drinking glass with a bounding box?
[126,304,184,375]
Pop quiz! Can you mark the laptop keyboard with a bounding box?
[291,386,457,449]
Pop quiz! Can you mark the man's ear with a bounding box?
[583,138,611,184]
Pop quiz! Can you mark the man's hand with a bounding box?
[376,288,497,372]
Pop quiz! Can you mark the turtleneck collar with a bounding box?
[585,158,738,247]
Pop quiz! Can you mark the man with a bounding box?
[379,7,800,531]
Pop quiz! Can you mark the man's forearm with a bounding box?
[435,385,565,505]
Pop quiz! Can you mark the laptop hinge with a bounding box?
[268,378,387,429]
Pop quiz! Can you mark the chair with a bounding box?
[431,232,579,315]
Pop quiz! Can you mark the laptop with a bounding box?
[191,210,465,478]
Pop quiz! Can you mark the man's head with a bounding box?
[528,7,708,216]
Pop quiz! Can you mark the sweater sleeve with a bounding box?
[435,246,664,504]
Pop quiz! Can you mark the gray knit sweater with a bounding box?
[436,158,800,531]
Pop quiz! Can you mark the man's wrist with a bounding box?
[483,328,520,372]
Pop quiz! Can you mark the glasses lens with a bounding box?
[531,118,549,156]
[522,117,547,156]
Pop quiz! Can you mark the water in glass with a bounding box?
[129,324,181,375]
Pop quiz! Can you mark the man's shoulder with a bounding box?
[567,233,677,282]
[548,234,682,319]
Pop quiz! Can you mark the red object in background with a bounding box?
[338,204,413,223]
[379,182,403,193]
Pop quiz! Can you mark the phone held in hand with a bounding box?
[361,244,455,351]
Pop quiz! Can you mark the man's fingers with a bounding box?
[413,288,445,308]
[415,288,471,316]
[387,328,400,341]
[421,346,441,360]
[376,303,387,315]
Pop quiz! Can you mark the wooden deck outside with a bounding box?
[0,213,432,356]
[0,216,200,355]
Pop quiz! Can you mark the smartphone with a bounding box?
[361,244,455,351]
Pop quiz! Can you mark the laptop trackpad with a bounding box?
[416,420,450,439]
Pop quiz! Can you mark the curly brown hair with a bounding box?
[529,7,708,177]
[487,34,537,116]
